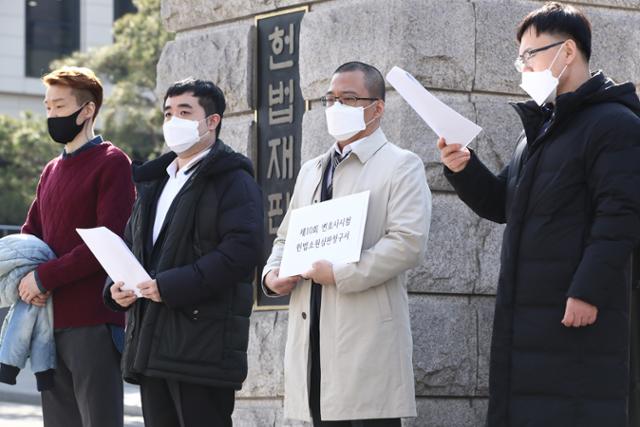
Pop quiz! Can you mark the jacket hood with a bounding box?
[579,72,640,118]
[132,139,255,184]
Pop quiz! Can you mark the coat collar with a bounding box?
[510,71,609,146]
[132,139,254,184]
[350,127,388,163]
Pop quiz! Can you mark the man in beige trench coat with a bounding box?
[262,61,432,426]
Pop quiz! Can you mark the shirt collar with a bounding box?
[165,148,211,179]
[334,128,387,163]
[332,135,368,159]
[62,135,103,159]
[317,127,388,172]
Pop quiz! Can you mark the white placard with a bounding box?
[77,227,148,297]
[386,66,482,147]
[278,191,370,278]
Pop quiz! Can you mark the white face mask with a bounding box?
[325,101,376,141]
[162,116,210,154]
[519,43,568,106]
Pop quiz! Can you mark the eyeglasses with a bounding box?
[320,95,379,108]
[514,40,566,72]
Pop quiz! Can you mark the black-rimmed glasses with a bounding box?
[320,95,379,108]
[514,40,566,72]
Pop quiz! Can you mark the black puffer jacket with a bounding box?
[446,72,640,426]
[104,140,263,389]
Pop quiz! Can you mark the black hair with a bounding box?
[164,78,226,138]
[517,2,592,61]
[333,61,386,101]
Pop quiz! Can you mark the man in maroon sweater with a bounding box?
[18,66,135,427]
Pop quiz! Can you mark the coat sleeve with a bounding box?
[444,150,509,224]
[260,160,311,296]
[156,171,264,309]
[332,152,431,294]
[36,151,135,291]
[567,119,640,307]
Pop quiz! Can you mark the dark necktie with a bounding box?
[323,150,348,201]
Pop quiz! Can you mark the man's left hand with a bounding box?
[30,291,51,308]
[561,297,598,327]
[303,260,336,286]
[137,279,163,303]
[18,271,43,305]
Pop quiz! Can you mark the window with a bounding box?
[114,0,137,21]
[25,0,80,78]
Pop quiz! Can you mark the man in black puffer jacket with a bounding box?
[438,3,640,427]
[103,78,263,427]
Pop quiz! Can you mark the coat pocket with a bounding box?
[156,308,225,364]
[374,284,393,322]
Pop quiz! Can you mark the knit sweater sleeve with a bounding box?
[36,149,135,291]
[21,164,51,238]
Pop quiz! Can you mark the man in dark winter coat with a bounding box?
[103,78,264,427]
[438,3,640,426]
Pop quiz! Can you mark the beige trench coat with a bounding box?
[263,128,431,422]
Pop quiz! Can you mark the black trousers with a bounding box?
[309,284,400,427]
[41,325,123,427]
[139,375,235,427]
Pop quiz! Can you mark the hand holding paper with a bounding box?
[137,279,163,303]
[386,66,482,147]
[437,136,471,173]
[264,268,300,296]
[111,281,137,308]
[302,260,336,286]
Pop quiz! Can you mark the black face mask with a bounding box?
[47,104,88,144]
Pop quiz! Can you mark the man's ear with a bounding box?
[564,39,579,65]
[79,102,96,126]
[374,100,385,120]
[207,114,221,132]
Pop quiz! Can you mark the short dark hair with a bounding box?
[164,78,226,138]
[334,61,386,101]
[517,2,592,61]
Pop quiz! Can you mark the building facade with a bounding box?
[0,0,135,117]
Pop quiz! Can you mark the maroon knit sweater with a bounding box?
[22,142,135,328]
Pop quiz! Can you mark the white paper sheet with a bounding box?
[77,227,148,297]
[279,191,370,278]
[386,66,482,147]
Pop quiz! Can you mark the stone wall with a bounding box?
[156,1,640,425]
